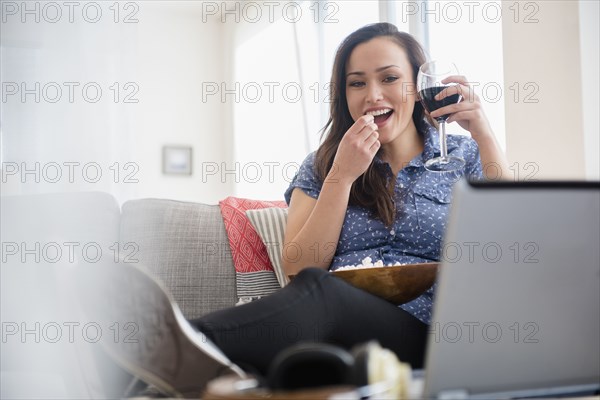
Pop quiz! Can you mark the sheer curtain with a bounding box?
[231,1,380,200]
[423,1,506,149]
[232,18,314,201]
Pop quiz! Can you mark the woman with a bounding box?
[98,23,508,397]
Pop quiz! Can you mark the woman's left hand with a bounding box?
[428,75,494,143]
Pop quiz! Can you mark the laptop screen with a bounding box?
[424,180,600,399]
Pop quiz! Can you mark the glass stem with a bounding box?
[439,121,448,161]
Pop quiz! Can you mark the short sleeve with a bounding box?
[284,152,322,205]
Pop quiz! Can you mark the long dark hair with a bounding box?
[315,23,428,227]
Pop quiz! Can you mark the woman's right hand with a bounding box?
[329,115,380,185]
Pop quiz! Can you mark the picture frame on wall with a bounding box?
[163,146,192,175]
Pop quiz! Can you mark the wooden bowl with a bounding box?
[331,263,439,305]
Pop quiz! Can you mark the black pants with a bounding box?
[190,268,428,375]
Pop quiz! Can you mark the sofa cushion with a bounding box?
[245,207,290,287]
[218,197,287,303]
[120,199,237,319]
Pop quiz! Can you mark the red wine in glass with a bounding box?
[419,86,461,122]
[417,61,466,172]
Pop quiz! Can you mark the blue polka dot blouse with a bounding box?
[284,121,484,324]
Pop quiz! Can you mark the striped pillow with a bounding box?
[219,197,286,305]
[245,207,289,288]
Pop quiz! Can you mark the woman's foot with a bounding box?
[73,260,246,398]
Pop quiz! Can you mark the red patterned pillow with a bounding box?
[218,197,287,301]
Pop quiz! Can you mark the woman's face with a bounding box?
[345,37,418,144]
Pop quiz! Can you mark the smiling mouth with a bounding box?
[365,108,394,126]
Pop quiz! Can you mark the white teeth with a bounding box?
[366,108,392,117]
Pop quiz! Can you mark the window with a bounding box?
[231,0,507,200]
[395,0,506,148]
[232,1,379,200]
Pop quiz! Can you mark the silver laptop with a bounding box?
[422,180,600,399]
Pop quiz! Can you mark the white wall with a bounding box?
[502,0,589,180]
[131,2,233,204]
[1,1,231,205]
[579,0,600,180]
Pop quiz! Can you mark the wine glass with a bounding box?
[417,60,466,172]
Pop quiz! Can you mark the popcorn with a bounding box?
[334,257,406,271]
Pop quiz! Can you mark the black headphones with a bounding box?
[266,340,411,398]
